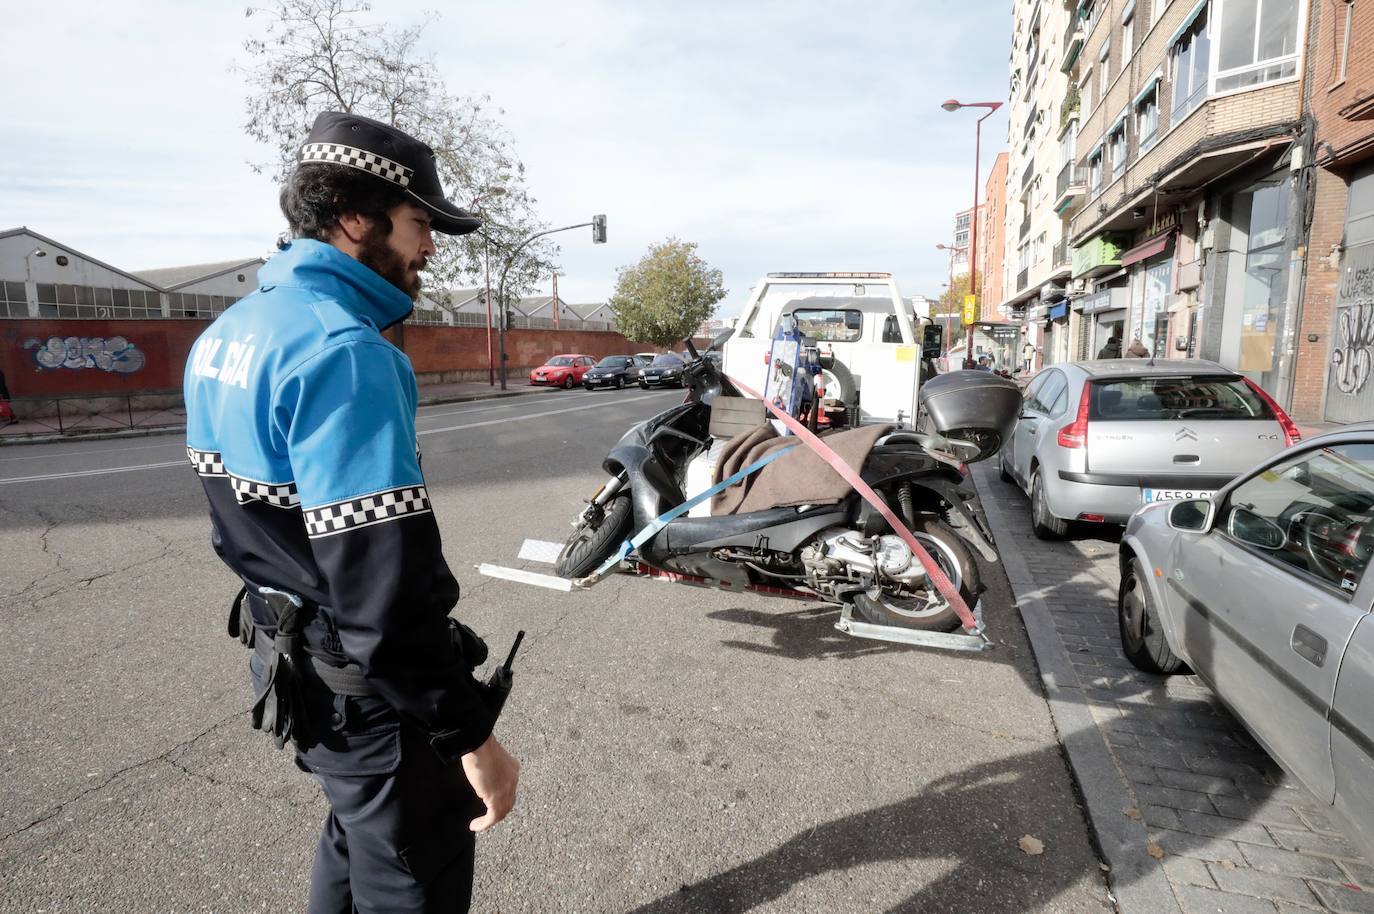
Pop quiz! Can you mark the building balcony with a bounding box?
[1053,162,1085,214]
[1021,160,1035,191]
[1016,267,1030,292]
[1060,18,1084,73]
[1051,238,1072,279]
[1019,211,1032,240]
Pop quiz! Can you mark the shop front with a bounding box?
[1118,230,1176,358]
[1078,285,1129,358]
[1045,300,1071,364]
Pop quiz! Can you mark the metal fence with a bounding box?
[408,311,616,333]
[1,393,185,440]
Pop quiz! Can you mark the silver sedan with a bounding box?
[1117,424,1374,860]
[998,359,1297,538]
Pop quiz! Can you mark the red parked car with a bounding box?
[530,354,595,388]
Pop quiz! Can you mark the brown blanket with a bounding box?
[711,423,894,516]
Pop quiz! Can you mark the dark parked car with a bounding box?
[582,355,642,390]
[639,353,686,389]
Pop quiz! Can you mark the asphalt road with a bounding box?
[0,389,1112,913]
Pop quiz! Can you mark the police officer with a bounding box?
[184,111,519,913]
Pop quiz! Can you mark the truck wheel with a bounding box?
[852,519,979,633]
[554,495,634,579]
[1119,556,1187,674]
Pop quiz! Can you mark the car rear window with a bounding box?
[597,356,627,367]
[651,354,684,367]
[791,309,863,342]
[1088,376,1276,421]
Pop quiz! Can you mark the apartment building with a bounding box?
[1291,0,1374,422]
[983,152,1011,311]
[1003,0,1078,366]
[1062,0,1307,396]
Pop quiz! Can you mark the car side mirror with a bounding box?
[1226,506,1286,550]
[1167,498,1214,533]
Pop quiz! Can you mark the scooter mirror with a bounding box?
[708,328,735,352]
[684,338,700,358]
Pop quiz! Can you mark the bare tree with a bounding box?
[238,0,556,307]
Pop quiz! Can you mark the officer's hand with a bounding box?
[463,734,520,832]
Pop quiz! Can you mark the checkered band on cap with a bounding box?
[303,485,432,539]
[231,476,301,509]
[187,446,225,477]
[300,142,413,188]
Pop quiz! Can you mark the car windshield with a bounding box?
[597,356,627,367]
[545,356,573,367]
[1089,376,1276,421]
[790,308,863,342]
[651,354,684,367]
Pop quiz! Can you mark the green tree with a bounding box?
[937,269,983,321]
[609,239,726,347]
[238,0,555,305]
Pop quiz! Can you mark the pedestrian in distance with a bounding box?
[183,111,519,914]
[976,354,993,371]
[1096,333,1122,359]
[1126,338,1150,358]
[0,367,14,425]
[1021,339,1036,373]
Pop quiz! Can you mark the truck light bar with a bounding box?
[765,272,892,279]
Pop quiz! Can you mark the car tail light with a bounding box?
[1243,378,1301,447]
[1077,513,1106,523]
[1057,384,1093,449]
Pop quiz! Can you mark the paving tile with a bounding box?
[1167,855,1220,888]
[1212,797,1309,830]
[1153,828,1247,864]
[1156,768,1247,798]
[1207,865,1322,906]
[1268,828,1362,861]
[1238,843,1350,882]
[1175,810,1279,848]
[1115,744,1193,771]
[1173,882,1281,914]
[1139,784,1221,814]
[1186,756,1268,780]
[1123,763,1159,785]
[1145,804,1185,829]
[1309,883,1374,914]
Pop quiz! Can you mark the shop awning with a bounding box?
[1120,230,1174,267]
[1132,69,1163,106]
[1048,302,1070,320]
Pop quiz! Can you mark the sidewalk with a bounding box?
[0,380,554,445]
[973,460,1374,914]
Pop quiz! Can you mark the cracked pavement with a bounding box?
[2,391,1112,913]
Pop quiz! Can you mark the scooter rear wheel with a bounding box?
[554,494,634,579]
[851,519,979,633]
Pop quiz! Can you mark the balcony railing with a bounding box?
[1016,268,1030,292]
[1060,17,1084,72]
[1021,160,1035,190]
[1055,162,1077,199]
[1053,238,1069,267]
[1019,211,1032,239]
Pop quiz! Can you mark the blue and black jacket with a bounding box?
[184,239,493,762]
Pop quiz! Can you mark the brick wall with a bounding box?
[1292,167,1347,418]
[984,152,1010,308]
[2,318,673,398]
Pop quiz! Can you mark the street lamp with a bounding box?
[941,98,1002,369]
[471,186,507,386]
[934,242,968,359]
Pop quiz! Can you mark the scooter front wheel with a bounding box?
[851,519,980,633]
[554,494,635,579]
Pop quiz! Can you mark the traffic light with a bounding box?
[592,214,607,244]
[504,309,515,330]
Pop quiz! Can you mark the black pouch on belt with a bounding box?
[251,588,311,750]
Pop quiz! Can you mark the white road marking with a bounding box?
[0,460,188,485]
[0,392,676,483]
[518,539,566,564]
[0,440,184,463]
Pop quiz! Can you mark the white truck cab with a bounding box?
[722,272,939,428]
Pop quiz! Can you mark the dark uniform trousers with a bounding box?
[250,653,483,913]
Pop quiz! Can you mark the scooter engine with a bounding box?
[803,530,929,587]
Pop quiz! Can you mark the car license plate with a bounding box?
[1142,488,1215,503]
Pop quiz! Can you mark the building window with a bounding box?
[1109,123,1127,179]
[1215,0,1301,92]
[1099,39,1112,96]
[1136,84,1160,152]
[1122,10,1135,61]
[1080,66,1096,112]
[1089,150,1104,192]
[0,280,28,319]
[1338,0,1354,83]
[1172,6,1211,120]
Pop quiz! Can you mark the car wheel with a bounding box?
[1030,468,1068,540]
[554,494,634,579]
[639,380,648,390]
[1119,556,1188,674]
[561,376,574,390]
[615,376,624,389]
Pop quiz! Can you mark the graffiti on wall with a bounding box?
[1331,303,1374,396]
[24,336,147,374]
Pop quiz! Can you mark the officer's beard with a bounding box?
[358,222,424,301]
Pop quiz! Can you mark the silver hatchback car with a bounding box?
[999,359,1299,538]
[1118,424,1374,860]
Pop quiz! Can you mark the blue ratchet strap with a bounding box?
[581,443,800,583]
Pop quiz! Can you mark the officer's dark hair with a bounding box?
[279,163,409,242]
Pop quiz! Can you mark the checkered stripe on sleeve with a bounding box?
[230,475,301,508]
[303,485,432,538]
[300,143,413,188]
[187,446,225,476]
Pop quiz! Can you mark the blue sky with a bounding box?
[3,0,1011,315]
